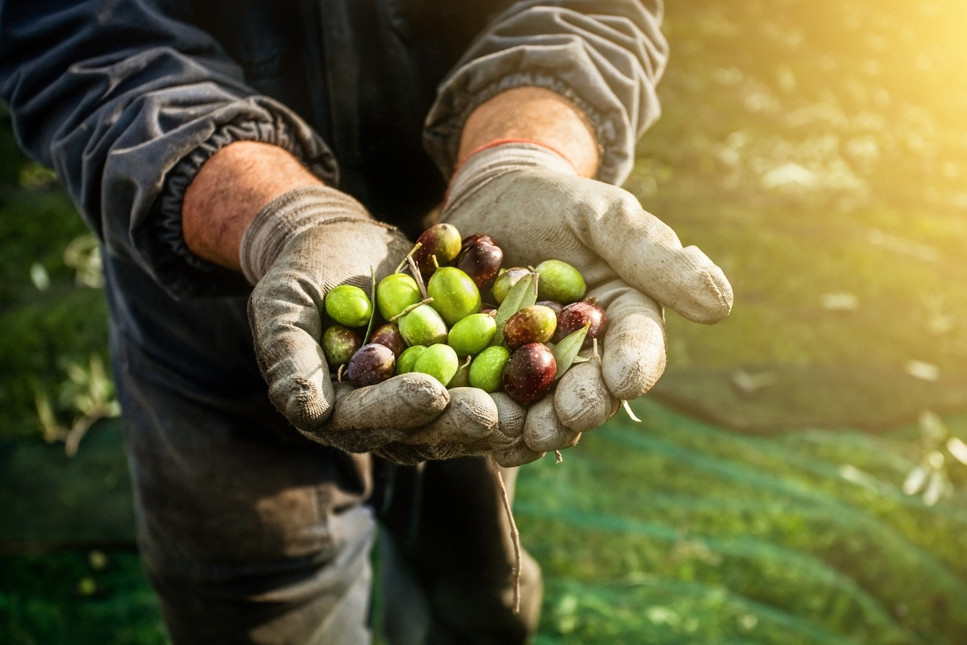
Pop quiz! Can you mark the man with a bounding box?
[0,1,732,643]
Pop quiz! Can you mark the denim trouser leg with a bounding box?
[103,253,541,644]
[377,458,543,644]
[105,255,376,644]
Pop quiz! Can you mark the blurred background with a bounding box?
[2,0,966,643]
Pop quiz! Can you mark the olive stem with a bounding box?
[395,241,422,275]
[490,454,521,615]
[406,254,428,299]
[389,297,435,322]
[363,267,377,342]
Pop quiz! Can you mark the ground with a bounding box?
[2,0,966,643]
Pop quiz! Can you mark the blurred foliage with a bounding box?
[635,0,967,432]
[0,552,167,645]
[0,112,112,442]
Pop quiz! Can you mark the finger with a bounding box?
[592,282,667,401]
[493,439,544,467]
[248,279,334,430]
[327,372,450,433]
[400,386,499,446]
[303,382,408,452]
[554,359,620,432]
[376,437,493,464]
[523,396,581,453]
[587,194,733,324]
[489,392,526,449]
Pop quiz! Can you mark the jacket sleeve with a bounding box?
[424,0,668,186]
[0,0,336,298]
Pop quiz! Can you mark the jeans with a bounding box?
[102,252,541,644]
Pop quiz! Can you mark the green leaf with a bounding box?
[363,267,377,342]
[493,272,537,346]
[552,323,589,380]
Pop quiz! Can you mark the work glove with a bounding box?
[242,185,510,463]
[440,142,733,464]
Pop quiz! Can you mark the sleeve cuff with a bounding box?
[423,4,667,187]
[150,96,338,299]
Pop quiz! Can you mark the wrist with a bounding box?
[182,141,324,272]
[445,141,578,211]
[239,185,371,284]
[456,87,600,178]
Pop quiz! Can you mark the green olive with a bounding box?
[468,345,511,393]
[447,313,497,358]
[395,345,427,374]
[397,304,448,347]
[534,259,586,304]
[427,266,482,327]
[325,285,373,328]
[376,273,422,321]
[413,343,460,386]
[491,267,531,304]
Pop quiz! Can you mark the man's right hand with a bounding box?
[242,184,512,463]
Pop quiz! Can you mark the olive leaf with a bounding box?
[364,267,377,342]
[493,272,537,346]
[551,323,590,381]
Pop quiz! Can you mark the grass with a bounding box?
[2,0,967,643]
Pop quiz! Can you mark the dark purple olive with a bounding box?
[369,322,407,358]
[503,305,557,350]
[456,234,504,292]
[503,343,557,405]
[346,343,396,387]
[554,300,609,346]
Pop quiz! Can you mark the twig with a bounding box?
[406,254,428,299]
[490,454,521,614]
[395,242,422,275]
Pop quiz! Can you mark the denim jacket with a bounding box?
[0,0,667,298]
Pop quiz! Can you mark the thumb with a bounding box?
[584,190,733,324]
[248,278,335,430]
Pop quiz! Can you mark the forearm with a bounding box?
[457,87,599,178]
[185,89,597,272]
[182,142,324,271]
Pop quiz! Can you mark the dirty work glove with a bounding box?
[242,185,503,463]
[440,143,733,462]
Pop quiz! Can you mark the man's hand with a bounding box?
[440,142,733,461]
[182,143,508,463]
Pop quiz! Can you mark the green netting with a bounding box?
[514,399,967,645]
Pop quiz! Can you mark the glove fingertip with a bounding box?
[494,439,545,467]
[489,392,526,448]
[269,373,336,432]
[554,360,620,433]
[327,373,448,432]
[523,397,581,453]
[601,311,667,401]
[667,248,734,325]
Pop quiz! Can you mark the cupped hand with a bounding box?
[439,143,733,460]
[244,186,509,463]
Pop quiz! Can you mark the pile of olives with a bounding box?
[321,223,608,405]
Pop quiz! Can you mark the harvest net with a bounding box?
[514,398,967,644]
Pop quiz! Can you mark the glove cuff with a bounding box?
[239,185,371,284]
[444,140,579,213]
